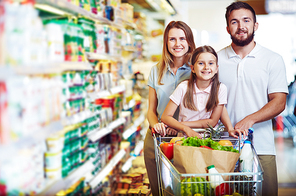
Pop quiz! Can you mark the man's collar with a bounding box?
[227,42,261,59]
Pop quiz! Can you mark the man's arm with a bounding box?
[234,92,287,130]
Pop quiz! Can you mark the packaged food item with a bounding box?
[44,22,65,62]
[239,140,254,176]
[114,189,128,195]
[45,151,62,169]
[45,167,62,180]
[116,178,132,189]
[140,188,151,196]
[46,131,64,152]
[127,188,140,196]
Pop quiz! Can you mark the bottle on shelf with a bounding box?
[206,165,224,189]
[239,140,254,176]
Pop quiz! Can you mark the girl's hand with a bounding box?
[183,127,202,138]
[166,127,178,136]
[153,123,167,136]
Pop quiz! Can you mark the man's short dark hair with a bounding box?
[225,1,257,26]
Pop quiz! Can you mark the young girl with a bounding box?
[161,45,227,136]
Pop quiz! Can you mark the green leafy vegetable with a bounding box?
[181,137,239,153]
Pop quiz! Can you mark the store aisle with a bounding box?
[274,131,296,195]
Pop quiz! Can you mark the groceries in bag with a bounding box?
[174,137,240,174]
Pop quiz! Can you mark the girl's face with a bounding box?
[191,52,218,82]
[167,28,189,58]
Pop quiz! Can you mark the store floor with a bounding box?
[274,131,296,196]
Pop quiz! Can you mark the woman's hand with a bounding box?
[153,122,167,136]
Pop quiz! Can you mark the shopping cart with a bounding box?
[152,129,264,196]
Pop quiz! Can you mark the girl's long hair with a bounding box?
[183,45,220,112]
[157,21,196,85]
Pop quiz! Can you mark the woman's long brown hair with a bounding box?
[157,21,196,85]
[183,45,220,112]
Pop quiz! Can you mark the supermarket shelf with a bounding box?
[123,98,136,110]
[110,85,126,94]
[122,19,137,30]
[14,62,93,74]
[62,109,94,126]
[86,52,123,62]
[39,159,93,196]
[0,62,92,77]
[89,148,126,188]
[123,126,137,140]
[121,156,136,173]
[0,120,64,162]
[35,0,144,33]
[35,0,122,29]
[133,140,144,156]
[108,117,126,130]
[122,114,145,139]
[88,117,126,142]
[87,85,126,100]
[122,46,137,52]
[121,140,144,172]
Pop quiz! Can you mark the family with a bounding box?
[143,1,288,196]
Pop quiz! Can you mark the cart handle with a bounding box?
[151,127,212,139]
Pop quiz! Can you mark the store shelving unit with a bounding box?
[122,114,145,140]
[39,159,93,195]
[0,120,63,162]
[88,148,126,189]
[87,117,126,142]
[0,0,148,194]
[39,115,128,195]
[85,52,123,62]
[34,0,143,32]
[87,84,126,100]
[0,62,92,80]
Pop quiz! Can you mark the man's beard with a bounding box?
[231,30,255,46]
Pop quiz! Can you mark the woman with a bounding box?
[143,21,200,196]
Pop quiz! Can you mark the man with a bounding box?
[218,1,288,196]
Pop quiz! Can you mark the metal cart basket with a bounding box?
[153,132,264,196]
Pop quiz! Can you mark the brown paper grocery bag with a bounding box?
[173,145,240,174]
